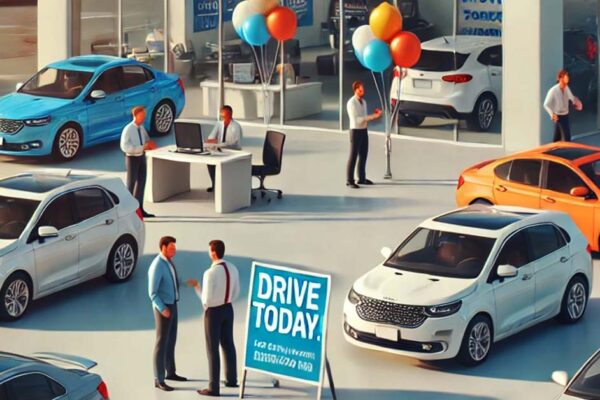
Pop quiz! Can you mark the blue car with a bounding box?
[0,55,185,161]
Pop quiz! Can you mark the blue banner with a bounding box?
[244,263,331,384]
[458,0,502,37]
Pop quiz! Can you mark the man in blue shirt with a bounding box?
[148,236,187,391]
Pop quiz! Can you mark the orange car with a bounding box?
[456,142,600,250]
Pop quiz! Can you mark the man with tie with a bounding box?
[205,105,243,192]
[346,81,382,189]
[120,106,157,218]
[187,240,240,397]
[148,236,187,392]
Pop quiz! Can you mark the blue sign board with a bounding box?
[284,0,313,27]
[243,262,331,384]
[458,0,502,37]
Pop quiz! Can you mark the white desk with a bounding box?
[145,146,252,213]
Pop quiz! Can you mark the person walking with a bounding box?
[205,105,242,192]
[346,81,382,188]
[148,236,187,392]
[543,69,583,142]
[120,106,157,217]
[187,240,240,397]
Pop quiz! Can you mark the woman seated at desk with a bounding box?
[205,105,243,192]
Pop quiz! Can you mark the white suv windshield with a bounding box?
[385,228,495,279]
[19,68,93,99]
[413,50,469,72]
[0,196,39,240]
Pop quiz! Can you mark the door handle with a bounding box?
[65,234,76,241]
[521,273,533,281]
[543,196,556,204]
[560,256,570,263]
[105,219,114,225]
[495,185,507,192]
[491,72,500,76]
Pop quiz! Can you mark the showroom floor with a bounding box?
[0,123,599,399]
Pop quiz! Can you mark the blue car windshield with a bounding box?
[0,196,39,240]
[19,68,93,99]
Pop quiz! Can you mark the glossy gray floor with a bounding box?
[0,125,598,400]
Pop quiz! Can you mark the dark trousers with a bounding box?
[207,165,216,189]
[346,129,369,183]
[125,155,147,210]
[553,114,571,142]
[153,304,178,383]
[204,303,237,393]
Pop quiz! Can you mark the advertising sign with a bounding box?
[457,0,502,37]
[243,262,331,385]
[285,0,313,27]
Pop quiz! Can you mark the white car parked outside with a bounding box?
[391,35,502,131]
[0,170,145,321]
[552,349,600,399]
[343,205,592,365]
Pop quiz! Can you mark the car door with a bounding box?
[493,159,542,209]
[541,161,596,242]
[489,230,536,337]
[31,193,79,294]
[478,45,502,104]
[73,187,119,279]
[121,65,158,126]
[2,373,67,400]
[85,66,126,142]
[525,224,571,320]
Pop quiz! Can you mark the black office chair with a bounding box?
[252,130,286,202]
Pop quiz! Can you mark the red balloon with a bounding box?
[266,6,297,41]
[390,31,422,68]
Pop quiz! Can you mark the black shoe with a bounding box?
[206,187,214,193]
[142,211,155,218]
[155,381,174,392]
[197,388,219,396]
[358,179,374,185]
[346,182,359,189]
[223,380,239,388]
[166,374,187,382]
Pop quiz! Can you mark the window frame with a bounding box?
[494,160,512,181]
[121,65,153,90]
[86,66,124,97]
[0,372,67,400]
[524,223,568,263]
[487,228,532,283]
[72,187,115,224]
[507,159,542,187]
[542,160,597,199]
[27,192,77,243]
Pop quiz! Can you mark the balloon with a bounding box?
[249,0,279,14]
[390,31,422,68]
[266,6,297,41]
[242,14,271,46]
[363,39,392,72]
[233,1,258,40]
[352,25,375,58]
[369,2,402,42]
[355,49,366,68]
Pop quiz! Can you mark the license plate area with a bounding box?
[413,79,432,89]
[375,326,399,341]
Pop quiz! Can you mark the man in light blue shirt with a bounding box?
[148,236,186,391]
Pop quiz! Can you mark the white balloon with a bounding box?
[352,25,376,56]
[233,1,258,32]
[248,0,279,15]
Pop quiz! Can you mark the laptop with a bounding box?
[174,122,210,155]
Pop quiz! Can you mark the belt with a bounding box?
[126,153,145,157]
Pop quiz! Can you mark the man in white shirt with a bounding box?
[187,240,240,397]
[120,106,157,217]
[205,105,243,192]
[543,69,583,142]
[346,81,382,188]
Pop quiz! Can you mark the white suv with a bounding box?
[343,205,592,365]
[391,35,502,131]
[0,170,145,320]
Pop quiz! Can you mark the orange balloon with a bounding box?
[266,6,297,41]
[369,2,402,42]
[390,31,421,67]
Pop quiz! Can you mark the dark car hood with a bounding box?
[0,93,71,119]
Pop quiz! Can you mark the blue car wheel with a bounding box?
[150,100,175,136]
[52,123,82,161]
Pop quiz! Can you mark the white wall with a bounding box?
[38,0,71,68]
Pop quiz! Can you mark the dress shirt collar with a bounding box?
[354,95,364,105]
[211,259,225,267]
[159,253,173,265]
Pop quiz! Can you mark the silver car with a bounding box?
[0,352,109,399]
[552,349,600,399]
[0,169,145,320]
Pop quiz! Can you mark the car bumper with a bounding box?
[397,100,466,120]
[343,298,467,361]
[0,125,54,156]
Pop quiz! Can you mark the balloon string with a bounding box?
[370,70,386,117]
[391,67,403,125]
[250,45,266,84]
[380,71,390,116]
[267,40,282,85]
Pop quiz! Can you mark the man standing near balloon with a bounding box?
[346,81,382,189]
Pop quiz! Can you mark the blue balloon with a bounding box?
[355,49,366,68]
[242,14,270,46]
[235,25,247,43]
[363,39,392,73]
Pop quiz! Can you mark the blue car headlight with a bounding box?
[24,116,51,126]
[424,300,462,318]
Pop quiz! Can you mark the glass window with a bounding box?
[566,353,600,398]
[385,228,496,279]
[90,67,122,95]
[478,45,502,67]
[0,196,39,240]
[526,225,565,261]
[413,50,470,72]
[74,188,112,221]
[509,159,541,186]
[123,0,165,71]
[4,373,65,400]
[122,65,150,89]
[546,161,589,194]
[37,194,76,231]
[19,68,93,99]
[0,382,7,400]
[77,0,119,57]
[495,161,511,180]
[579,160,600,188]
[495,231,530,269]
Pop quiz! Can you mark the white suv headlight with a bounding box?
[424,300,462,317]
[347,287,362,305]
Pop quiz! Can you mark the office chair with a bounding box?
[252,130,286,202]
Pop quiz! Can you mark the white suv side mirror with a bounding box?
[381,247,392,259]
[497,264,518,278]
[551,370,569,387]
[15,82,23,91]
[38,226,59,239]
